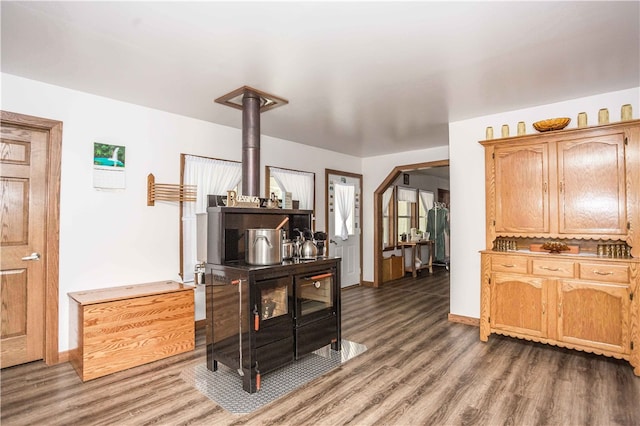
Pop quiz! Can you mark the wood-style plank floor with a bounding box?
[2,268,640,425]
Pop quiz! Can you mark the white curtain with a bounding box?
[182,155,241,281]
[382,187,394,248]
[334,183,355,240]
[270,167,314,209]
[419,190,435,212]
[397,187,417,203]
[382,186,394,215]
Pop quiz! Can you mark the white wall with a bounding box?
[1,73,361,351]
[448,86,640,319]
[361,146,450,282]
[5,71,636,351]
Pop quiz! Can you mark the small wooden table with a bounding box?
[400,240,434,277]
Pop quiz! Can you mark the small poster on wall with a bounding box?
[93,143,126,189]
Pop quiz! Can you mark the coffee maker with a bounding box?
[314,231,328,257]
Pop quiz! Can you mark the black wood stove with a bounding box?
[204,207,341,393]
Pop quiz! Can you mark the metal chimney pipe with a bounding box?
[215,86,287,198]
[242,91,261,197]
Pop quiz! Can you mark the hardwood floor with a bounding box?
[2,268,639,425]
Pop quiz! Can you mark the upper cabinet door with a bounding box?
[494,143,550,234]
[557,134,627,235]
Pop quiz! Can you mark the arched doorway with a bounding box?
[373,160,449,287]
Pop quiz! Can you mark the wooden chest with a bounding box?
[68,281,195,381]
[382,255,404,282]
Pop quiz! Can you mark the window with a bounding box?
[180,154,241,281]
[266,166,315,210]
[397,200,412,239]
[396,187,417,241]
[382,186,394,248]
[334,182,355,239]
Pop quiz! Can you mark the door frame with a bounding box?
[325,169,363,286]
[1,110,62,365]
[373,160,449,287]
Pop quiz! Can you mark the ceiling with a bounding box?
[1,1,638,158]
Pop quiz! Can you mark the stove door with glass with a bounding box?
[251,275,294,380]
[294,269,340,358]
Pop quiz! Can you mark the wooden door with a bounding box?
[557,279,630,355]
[1,123,49,367]
[490,272,548,338]
[494,143,550,234]
[557,134,627,235]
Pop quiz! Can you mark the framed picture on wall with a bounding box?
[403,173,409,185]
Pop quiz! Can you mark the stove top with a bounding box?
[209,256,337,272]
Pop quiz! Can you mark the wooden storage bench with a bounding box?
[382,255,404,282]
[68,280,195,381]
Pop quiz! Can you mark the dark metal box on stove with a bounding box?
[206,206,313,264]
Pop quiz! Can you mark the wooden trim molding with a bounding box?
[57,350,71,364]
[448,313,480,327]
[1,110,63,365]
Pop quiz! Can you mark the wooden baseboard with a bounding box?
[195,319,206,330]
[360,280,375,288]
[448,313,480,327]
[57,350,70,364]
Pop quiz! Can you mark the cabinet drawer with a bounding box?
[579,262,629,283]
[532,259,575,278]
[255,317,293,348]
[491,255,528,273]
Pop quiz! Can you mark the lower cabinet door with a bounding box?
[490,272,548,338]
[295,315,337,359]
[557,279,630,354]
[255,337,294,373]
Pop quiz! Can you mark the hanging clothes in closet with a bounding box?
[427,203,450,263]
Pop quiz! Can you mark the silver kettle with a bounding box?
[300,239,318,259]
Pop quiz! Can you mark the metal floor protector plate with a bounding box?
[180,340,367,414]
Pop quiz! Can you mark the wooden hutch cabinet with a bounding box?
[480,120,640,376]
[491,127,628,239]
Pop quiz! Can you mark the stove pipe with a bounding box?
[242,92,261,197]
[215,86,288,198]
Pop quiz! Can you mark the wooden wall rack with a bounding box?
[147,173,196,206]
